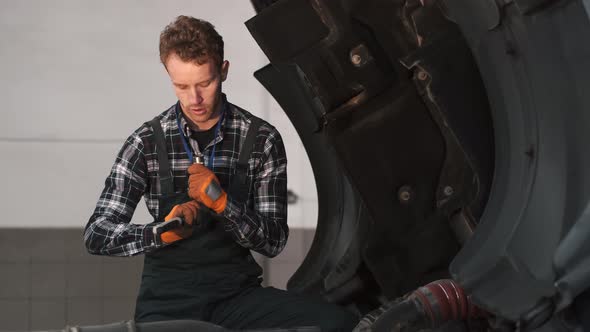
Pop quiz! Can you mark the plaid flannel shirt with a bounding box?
[84,97,288,257]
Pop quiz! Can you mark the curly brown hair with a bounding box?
[159,16,224,68]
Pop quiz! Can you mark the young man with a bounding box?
[84,16,358,331]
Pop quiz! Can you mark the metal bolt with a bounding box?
[443,186,454,196]
[350,44,372,67]
[417,71,428,81]
[400,191,411,202]
[351,53,362,66]
[398,185,413,204]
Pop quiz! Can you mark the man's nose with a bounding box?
[189,87,204,104]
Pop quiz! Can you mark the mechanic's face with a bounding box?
[165,53,229,131]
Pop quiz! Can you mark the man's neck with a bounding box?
[184,100,224,132]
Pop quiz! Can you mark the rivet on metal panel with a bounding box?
[351,54,362,66]
[444,186,454,196]
[417,70,428,81]
[398,185,414,204]
[349,44,372,67]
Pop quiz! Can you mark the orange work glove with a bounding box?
[187,163,228,214]
[159,200,199,244]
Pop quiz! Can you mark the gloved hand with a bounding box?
[187,163,227,214]
[159,200,199,244]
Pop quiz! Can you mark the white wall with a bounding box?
[0,0,317,228]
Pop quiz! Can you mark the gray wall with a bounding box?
[0,1,319,331]
[0,0,318,229]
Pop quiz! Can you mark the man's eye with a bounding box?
[200,81,212,88]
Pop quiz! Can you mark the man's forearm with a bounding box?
[84,216,162,256]
[221,197,288,258]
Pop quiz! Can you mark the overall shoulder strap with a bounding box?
[230,117,263,203]
[148,117,175,195]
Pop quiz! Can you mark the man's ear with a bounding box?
[220,60,229,82]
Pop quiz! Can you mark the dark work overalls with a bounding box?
[134,112,359,331]
[134,116,263,322]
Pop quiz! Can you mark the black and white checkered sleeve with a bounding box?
[222,128,289,257]
[84,130,162,256]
